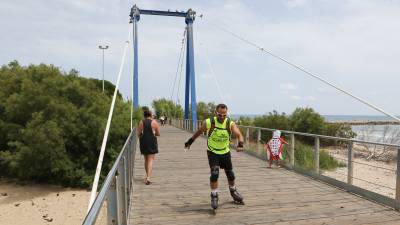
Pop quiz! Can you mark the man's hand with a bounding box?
[236,141,244,152]
[184,138,194,149]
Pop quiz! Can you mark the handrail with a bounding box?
[237,125,400,148]
[83,129,137,225]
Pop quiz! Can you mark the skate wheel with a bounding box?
[234,200,245,205]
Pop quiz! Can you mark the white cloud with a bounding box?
[306,96,316,101]
[290,95,301,100]
[200,73,212,80]
[280,82,298,91]
[285,0,308,8]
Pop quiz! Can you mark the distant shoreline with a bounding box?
[327,121,400,125]
[231,114,400,125]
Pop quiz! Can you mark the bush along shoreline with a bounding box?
[0,61,142,187]
[236,108,355,170]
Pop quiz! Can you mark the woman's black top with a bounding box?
[139,119,158,155]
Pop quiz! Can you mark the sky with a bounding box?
[1,0,400,116]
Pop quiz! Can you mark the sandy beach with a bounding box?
[0,180,106,225]
[322,151,397,198]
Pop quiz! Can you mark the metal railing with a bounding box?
[83,129,137,225]
[171,118,400,210]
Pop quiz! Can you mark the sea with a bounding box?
[231,114,400,143]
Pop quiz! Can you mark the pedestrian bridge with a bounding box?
[84,124,400,225]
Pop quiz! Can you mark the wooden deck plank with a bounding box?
[129,125,400,225]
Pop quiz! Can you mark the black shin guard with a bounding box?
[210,167,219,182]
[225,170,235,181]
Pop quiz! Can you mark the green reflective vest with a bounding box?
[206,117,234,155]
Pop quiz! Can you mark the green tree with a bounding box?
[152,98,183,118]
[0,61,139,187]
[11,113,73,183]
[290,108,325,134]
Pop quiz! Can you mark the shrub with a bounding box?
[0,61,140,187]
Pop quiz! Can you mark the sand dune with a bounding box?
[0,180,106,225]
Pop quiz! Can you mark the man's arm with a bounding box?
[184,121,207,148]
[231,123,245,151]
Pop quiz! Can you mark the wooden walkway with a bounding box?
[129,125,400,225]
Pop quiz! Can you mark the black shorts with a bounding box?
[207,150,233,170]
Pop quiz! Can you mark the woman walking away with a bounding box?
[137,109,160,185]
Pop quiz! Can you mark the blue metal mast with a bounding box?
[130,5,140,108]
[185,9,197,129]
[184,25,190,120]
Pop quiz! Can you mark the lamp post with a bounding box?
[98,45,109,93]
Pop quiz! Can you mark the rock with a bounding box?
[14,203,20,207]
[44,217,53,222]
[42,214,48,218]
[72,193,75,197]
[56,193,59,197]
[0,193,7,196]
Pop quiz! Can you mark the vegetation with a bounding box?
[237,107,356,142]
[151,98,183,118]
[289,142,345,170]
[0,61,141,187]
[151,99,217,121]
[235,108,353,171]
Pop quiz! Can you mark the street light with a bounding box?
[98,45,109,93]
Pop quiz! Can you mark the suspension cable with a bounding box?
[201,18,400,123]
[88,23,133,212]
[170,29,187,101]
[176,30,187,105]
[199,42,225,103]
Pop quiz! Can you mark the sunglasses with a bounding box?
[217,113,227,118]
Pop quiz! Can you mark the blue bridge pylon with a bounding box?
[129,5,198,128]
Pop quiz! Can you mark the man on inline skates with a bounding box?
[184,104,245,211]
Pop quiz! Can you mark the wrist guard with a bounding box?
[185,138,194,147]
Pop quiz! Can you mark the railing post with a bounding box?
[130,134,136,191]
[290,133,295,168]
[314,137,320,173]
[395,148,400,209]
[117,160,127,225]
[126,142,131,193]
[245,128,250,149]
[347,141,354,185]
[107,177,118,225]
[257,128,261,152]
[123,157,129,215]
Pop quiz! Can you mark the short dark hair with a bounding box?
[143,110,152,117]
[216,103,228,110]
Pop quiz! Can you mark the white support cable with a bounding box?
[88,24,133,212]
[200,42,225,104]
[176,32,187,105]
[170,29,187,102]
[201,18,400,123]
